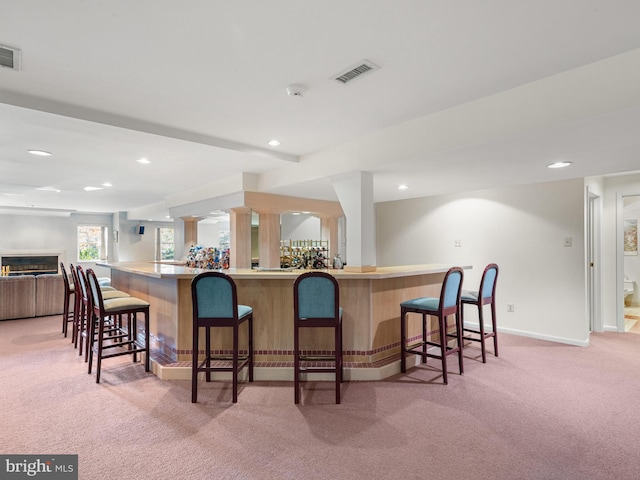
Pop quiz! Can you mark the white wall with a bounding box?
[116,218,175,262]
[0,212,113,278]
[281,214,321,241]
[0,211,178,274]
[197,221,230,249]
[376,178,588,346]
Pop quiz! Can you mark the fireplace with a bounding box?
[1,254,60,276]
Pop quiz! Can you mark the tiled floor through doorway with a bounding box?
[624,305,640,334]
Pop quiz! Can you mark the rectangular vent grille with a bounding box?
[333,60,379,84]
[0,45,21,71]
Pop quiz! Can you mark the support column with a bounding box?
[230,208,252,269]
[332,171,376,272]
[321,217,339,264]
[175,217,200,260]
[257,212,281,268]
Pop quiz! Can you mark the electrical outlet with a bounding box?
[507,304,515,312]
[454,240,462,247]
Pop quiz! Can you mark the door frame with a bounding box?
[587,188,602,333]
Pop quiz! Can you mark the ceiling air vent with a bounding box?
[333,59,379,84]
[0,44,21,71]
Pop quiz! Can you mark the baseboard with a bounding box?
[497,326,589,347]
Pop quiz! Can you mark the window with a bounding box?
[78,225,108,261]
[157,227,175,260]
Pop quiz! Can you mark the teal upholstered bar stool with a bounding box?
[461,263,499,363]
[293,271,343,404]
[400,266,464,384]
[191,271,254,403]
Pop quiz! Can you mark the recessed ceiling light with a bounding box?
[28,150,52,156]
[268,139,280,146]
[547,161,572,169]
[83,186,103,192]
[398,184,409,190]
[102,182,112,187]
[137,158,151,164]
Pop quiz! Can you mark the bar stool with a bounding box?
[400,266,464,384]
[191,271,254,403]
[461,263,499,363]
[86,268,150,383]
[293,271,343,404]
[60,262,75,337]
[75,265,130,361]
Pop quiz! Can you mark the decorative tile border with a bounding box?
[148,329,442,370]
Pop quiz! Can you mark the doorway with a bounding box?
[621,195,640,334]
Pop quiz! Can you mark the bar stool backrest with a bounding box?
[60,262,71,293]
[192,272,238,320]
[479,264,499,302]
[295,273,339,321]
[442,267,464,311]
[86,269,105,312]
[76,265,91,308]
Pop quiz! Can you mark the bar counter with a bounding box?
[100,262,469,381]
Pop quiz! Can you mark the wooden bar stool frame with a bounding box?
[293,271,343,404]
[191,271,254,404]
[71,265,89,354]
[86,268,150,383]
[461,263,499,363]
[400,267,464,385]
[60,262,75,338]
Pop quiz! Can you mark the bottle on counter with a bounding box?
[332,254,343,270]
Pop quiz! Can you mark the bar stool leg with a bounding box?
[400,308,407,374]
[334,323,341,404]
[144,311,150,372]
[491,302,499,357]
[294,323,300,404]
[248,315,254,381]
[192,325,199,403]
[478,304,487,363]
[421,313,427,364]
[439,315,448,385]
[456,311,464,375]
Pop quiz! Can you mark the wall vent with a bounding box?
[333,59,379,84]
[0,44,21,71]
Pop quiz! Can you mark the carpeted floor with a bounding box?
[2,315,640,480]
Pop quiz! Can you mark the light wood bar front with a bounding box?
[101,262,469,380]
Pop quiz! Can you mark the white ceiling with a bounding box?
[2,0,640,220]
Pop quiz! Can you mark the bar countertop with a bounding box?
[98,261,471,280]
